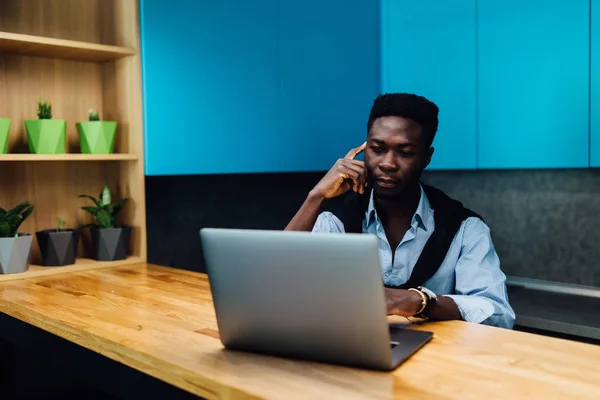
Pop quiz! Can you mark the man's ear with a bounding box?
[423,147,434,169]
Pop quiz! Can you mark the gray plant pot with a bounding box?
[91,226,131,261]
[0,234,33,274]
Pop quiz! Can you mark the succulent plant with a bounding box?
[57,217,66,232]
[79,185,128,229]
[37,99,52,119]
[88,109,100,121]
[0,202,35,238]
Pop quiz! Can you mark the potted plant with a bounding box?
[0,117,10,154]
[0,202,34,274]
[76,109,117,154]
[36,217,81,267]
[79,185,130,261]
[24,99,67,154]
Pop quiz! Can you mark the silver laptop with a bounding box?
[199,228,433,371]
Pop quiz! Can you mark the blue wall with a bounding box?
[140,0,380,175]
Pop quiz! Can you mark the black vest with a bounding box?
[322,183,483,289]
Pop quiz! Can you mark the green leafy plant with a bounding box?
[37,99,52,119]
[0,202,34,238]
[57,217,66,232]
[88,109,100,121]
[79,185,128,229]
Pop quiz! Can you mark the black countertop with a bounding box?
[507,285,600,342]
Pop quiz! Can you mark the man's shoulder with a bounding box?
[421,183,484,222]
[459,215,491,235]
[320,190,370,234]
[322,190,369,213]
[455,216,495,251]
[313,211,345,233]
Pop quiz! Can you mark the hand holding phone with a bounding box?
[311,142,368,200]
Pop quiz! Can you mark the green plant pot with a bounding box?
[0,118,10,154]
[76,121,117,154]
[24,119,67,154]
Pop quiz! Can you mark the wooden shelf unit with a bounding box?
[0,154,139,161]
[0,31,135,62]
[0,0,147,279]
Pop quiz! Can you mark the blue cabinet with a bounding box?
[141,0,281,175]
[141,0,593,174]
[592,0,600,167]
[478,0,590,169]
[278,0,380,172]
[381,0,477,170]
[278,0,379,172]
[141,0,379,175]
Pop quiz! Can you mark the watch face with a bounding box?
[420,286,437,300]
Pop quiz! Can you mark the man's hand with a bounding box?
[284,142,367,232]
[310,142,368,200]
[385,288,423,317]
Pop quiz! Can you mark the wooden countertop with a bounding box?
[0,263,599,399]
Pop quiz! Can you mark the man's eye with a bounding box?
[371,146,383,153]
[399,151,414,157]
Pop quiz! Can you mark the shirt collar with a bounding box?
[365,183,431,231]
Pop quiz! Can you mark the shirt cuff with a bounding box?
[443,294,496,324]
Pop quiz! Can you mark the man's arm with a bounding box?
[422,296,463,320]
[386,217,515,329]
[385,288,462,320]
[284,191,326,232]
[439,217,515,328]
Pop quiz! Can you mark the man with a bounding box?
[285,93,515,329]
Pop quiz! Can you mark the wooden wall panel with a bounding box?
[0,0,119,45]
[102,0,147,260]
[0,162,122,265]
[0,54,104,154]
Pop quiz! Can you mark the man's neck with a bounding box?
[374,182,421,223]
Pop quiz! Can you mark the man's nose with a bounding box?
[379,152,399,171]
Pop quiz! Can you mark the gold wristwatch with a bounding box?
[409,286,438,319]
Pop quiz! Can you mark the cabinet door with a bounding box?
[278,0,380,172]
[478,0,589,169]
[141,0,380,175]
[141,0,280,175]
[381,0,477,170]
[592,0,600,167]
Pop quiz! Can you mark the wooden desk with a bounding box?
[0,263,599,399]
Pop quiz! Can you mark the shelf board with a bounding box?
[0,31,136,62]
[0,256,144,282]
[0,154,138,161]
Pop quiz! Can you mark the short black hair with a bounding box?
[367,93,439,147]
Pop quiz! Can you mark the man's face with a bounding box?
[364,116,433,199]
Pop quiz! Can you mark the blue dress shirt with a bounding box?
[312,184,515,329]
